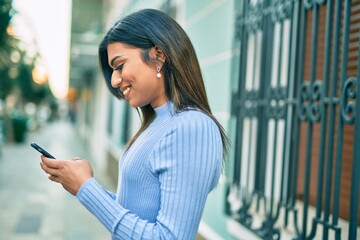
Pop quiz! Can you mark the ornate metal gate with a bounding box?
[226,0,360,239]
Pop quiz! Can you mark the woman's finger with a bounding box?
[40,161,59,176]
[41,155,60,168]
[48,175,59,182]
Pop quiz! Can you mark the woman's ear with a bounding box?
[152,46,166,63]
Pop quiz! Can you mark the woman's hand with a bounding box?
[40,156,94,196]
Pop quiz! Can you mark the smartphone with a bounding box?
[30,142,56,159]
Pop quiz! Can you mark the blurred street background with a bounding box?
[0,120,113,240]
[0,0,116,239]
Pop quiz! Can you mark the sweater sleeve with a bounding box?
[76,112,222,240]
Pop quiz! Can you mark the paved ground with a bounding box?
[0,120,115,240]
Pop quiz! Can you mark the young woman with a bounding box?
[40,9,229,239]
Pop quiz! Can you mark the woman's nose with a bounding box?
[111,76,123,88]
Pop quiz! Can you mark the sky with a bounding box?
[12,0,72,99]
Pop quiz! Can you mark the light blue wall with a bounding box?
[185,0,234,124]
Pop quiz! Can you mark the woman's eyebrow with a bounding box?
[110,55,123,68]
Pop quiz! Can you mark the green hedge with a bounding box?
[11,114,28,143]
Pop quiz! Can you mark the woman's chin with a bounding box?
[128,100,145,108]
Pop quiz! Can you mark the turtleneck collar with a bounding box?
[154,101,175,121]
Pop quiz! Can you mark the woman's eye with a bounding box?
[115,64,124,71]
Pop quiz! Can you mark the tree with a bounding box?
[0,0,55,142]
[0,0,16,98]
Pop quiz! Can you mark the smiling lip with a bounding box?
[122,86,131,98]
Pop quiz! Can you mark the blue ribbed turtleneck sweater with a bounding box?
[76,101,223,240]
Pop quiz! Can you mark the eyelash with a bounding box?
[114,63,124,71]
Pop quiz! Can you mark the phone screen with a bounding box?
[30,142,56,159]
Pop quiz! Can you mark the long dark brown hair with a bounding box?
[98,9,229,161]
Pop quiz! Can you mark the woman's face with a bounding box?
[107,42,167,108]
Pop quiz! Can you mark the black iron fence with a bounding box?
[226,0,359,239]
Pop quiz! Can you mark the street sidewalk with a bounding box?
[0,120,115,240]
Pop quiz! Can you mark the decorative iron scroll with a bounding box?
[298,81,323,122]
[341,77,357,124]
[306,218,341,240]
[235,88,289,119]
[267,86,287,119]
[235,0,295,38]
[245,3,264,33]
[243,90,259,117]
[271,0,293,22]
[304,0,327,10]
[227,185,281,240]
[234,12,241,40]
[254,218,281,240]
[234,3,263,39]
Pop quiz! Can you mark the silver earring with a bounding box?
[156,66,161,78]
